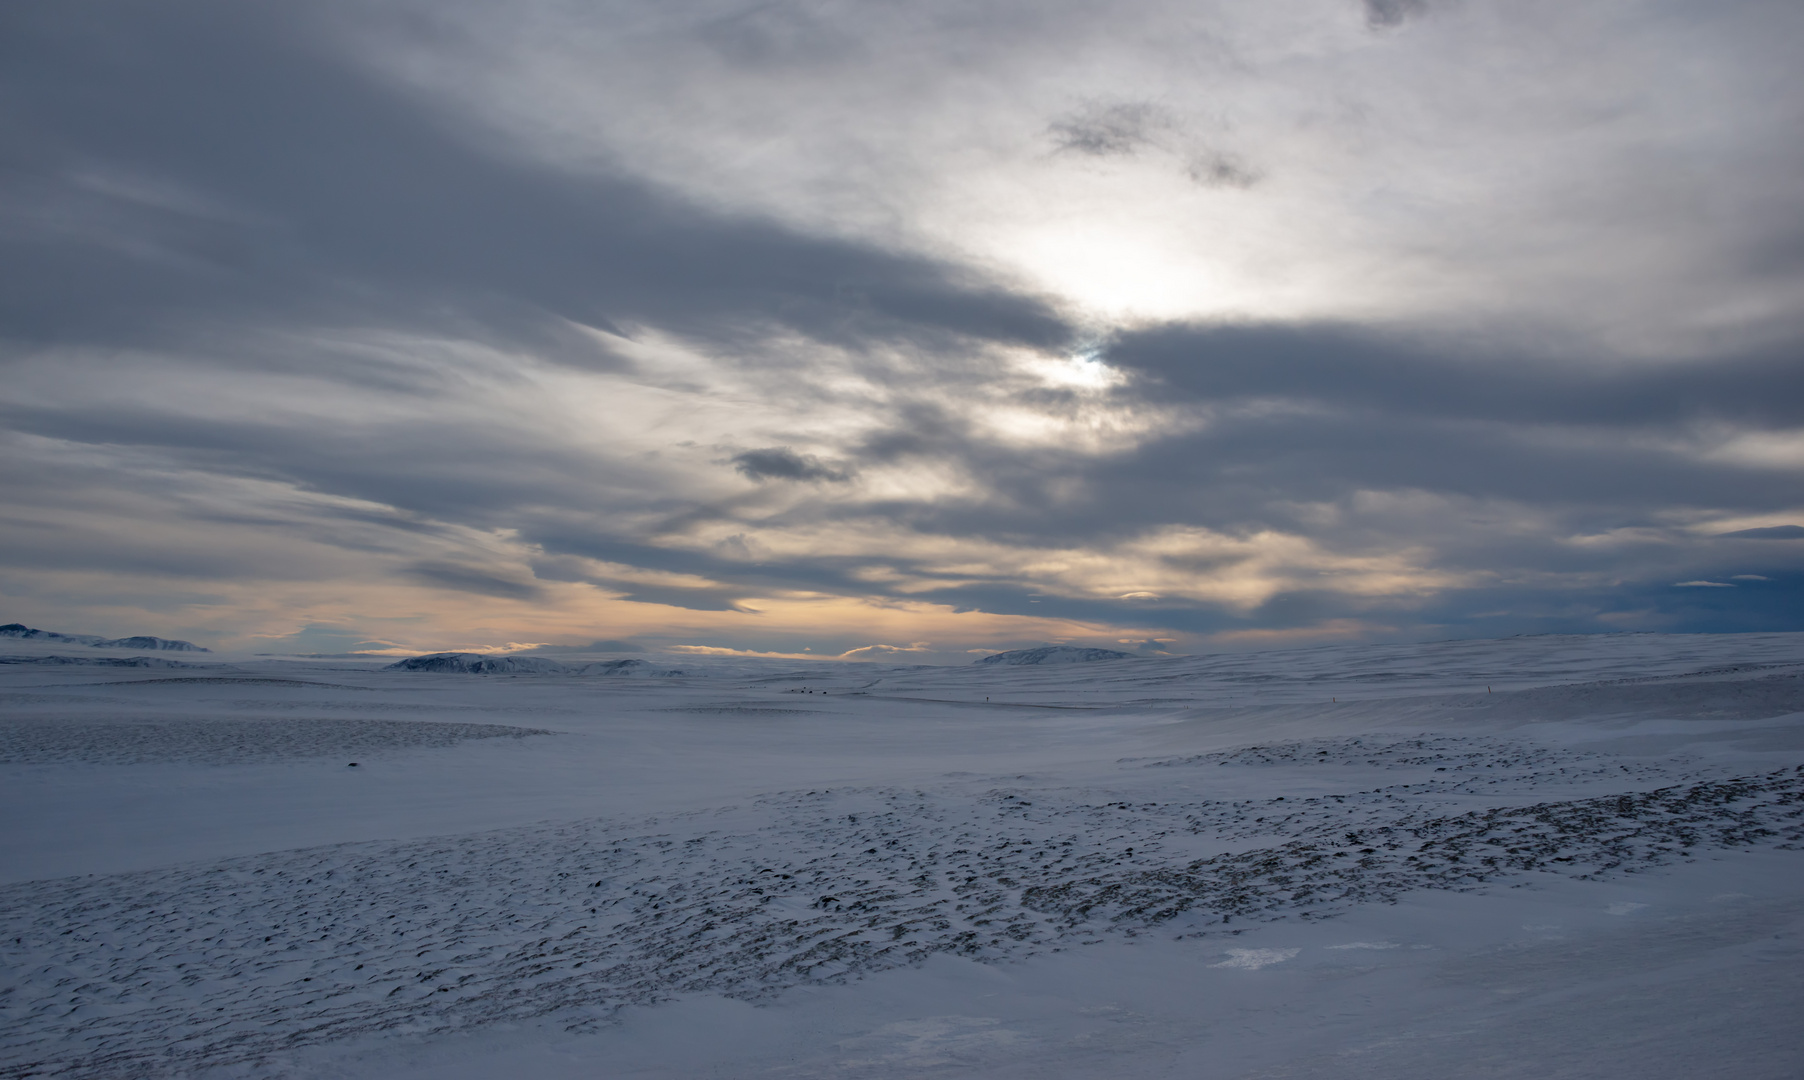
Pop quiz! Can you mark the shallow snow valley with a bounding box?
[3,632,1802,1079]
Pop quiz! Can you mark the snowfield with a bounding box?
[2,633,1802,1078]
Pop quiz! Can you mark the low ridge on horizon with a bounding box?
[0,623,209,652]
[975,645,1136,665]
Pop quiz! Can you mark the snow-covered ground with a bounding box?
[2,633,1802,1078]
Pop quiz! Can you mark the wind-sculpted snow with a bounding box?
[1026,770,1804,932]
[3,749,1801,1078]
[4,633,1804,1078]
[0,718,555,765]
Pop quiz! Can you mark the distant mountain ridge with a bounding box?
[386,653,685,677]
[0,623,209,652]
[975,646,1133,665]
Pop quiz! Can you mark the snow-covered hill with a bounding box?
[2,632,1801,1079]
[0,623,209,651]
[0,654,201,668]
[384,653,686,677]
[974,645,1132,665]
[385,652,577,674]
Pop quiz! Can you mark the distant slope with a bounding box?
[386,653,685,677]
[94,635,209,652]
[975,646,1133,665]
[0,623,209,651]
[385,653,574,674]
[0,654,201,668]
[574,658,687,678]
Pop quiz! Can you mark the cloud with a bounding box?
[1674,581,1735,588]
[0,2,1069,359]
[1,0,1801,655]
[1363,0,1429,30]
[390,0,1804,345]
[837,642,932,658]
[732,448,852,483]
[1046,101,1260,189]
[403,563,544,602]
[603,584,752,612]
[1047,102,1171,158]
[447,641,554,654]
[665,644,822,660]
[1206,619,1391,645]
[589,639,647,652]
[1185,154,1260,189]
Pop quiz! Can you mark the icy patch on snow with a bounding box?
[1606,901,1650,916]
[1326,941,1401,950]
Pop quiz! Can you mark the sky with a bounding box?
[2,0,1801,661]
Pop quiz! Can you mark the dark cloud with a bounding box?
[403,563,543,602]
[1047,102,1169,157]
[1105,323,1804,430]
[0,2,1069,360]
[530,638,648,653]
[731,448,852,483]
[1186,154,1260,189]
[1047,101,1260,188]
[1363,0,1428,30]
[527,551,755,613]
[696,4,859,69]
[604,585,750,612]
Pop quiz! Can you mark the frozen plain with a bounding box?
[2,632,1802,1079]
